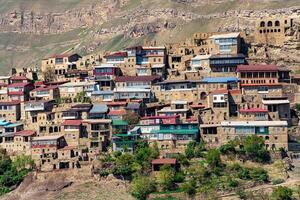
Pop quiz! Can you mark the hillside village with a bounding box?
[0,14,300,200]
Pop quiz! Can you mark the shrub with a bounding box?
[238,168,251,180]
[249,168,268,182]
[131,176,156,200]
[271,186,293,200]
[219,143,236,155]
[227,178,239,188]
[99,169,109,177]
[272,179,285,185]
[174,171,185,183]
[206,149,222,169]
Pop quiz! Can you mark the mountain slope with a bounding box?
[0,0,299,74]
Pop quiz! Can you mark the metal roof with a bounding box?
[201,77,239,83]
[90,104,108,114]
[221,121,287,127]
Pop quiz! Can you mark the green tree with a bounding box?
[42,67,56,82]
[243,135,270,163]
[206,149,222,169]
[219,142,236,155]
[0,150,12,175]
[123,111,139,126]
[74,91,91,103]
[185,141,196,159]
[156,165,175,191]
[12,154,34,171]
[194,142,205,158]
[131,175,156,200]
[271,186,293,200]
[113,153,134,176]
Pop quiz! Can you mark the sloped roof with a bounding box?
[237,64,278,72]
[90,104,108,114]
[115,75,161,82]
[151,158,177,165]
[62,120,82,126]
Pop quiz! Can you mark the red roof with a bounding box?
[0,101,20,106]
[10,75,28,80]
[237,64,278,72]
[212,89,228,95]
[190,104,205,109]
[62,120,82,126]
[115,75,161,82]
[108,109,127,116]
[240,108,268,113]
[229,89,241,94]
[15,130,36,137]
[151,158,177,165]
[45,80,70,86]
[8,91,24,96]
[31,85,58,92]
[8,82,30,88]
[107,102,127,106]
[105,52,127,58]
[34,81,45,87]
[141,115,179,120]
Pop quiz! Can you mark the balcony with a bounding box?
[62,112,79,120]
[24,102,46,112]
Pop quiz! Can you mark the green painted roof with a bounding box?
[112,120,128,126]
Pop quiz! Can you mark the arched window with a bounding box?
[200,92,207,100]
[278,29,281,32]
[49,127,53,133]
[260,21,265,27]
[275,21,280,26]
[267,21,272,27]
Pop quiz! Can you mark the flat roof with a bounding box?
[94,63,117,68]
[202,77,239,83]
[32,135,63,141]
[59,81,95,87]
[82,119,111,124]
[262,99,290,105]
[114,88,151,92]
[89,104,108,114]
[221,121,287,127]
[192,55,211,60]
[210,32,240,39]
[171,100,187,104]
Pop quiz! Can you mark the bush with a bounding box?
[227,178,239,188]
[243,135,270,163]
[174,171,185,183]
[249,168,268,182]
[271,186,293,200]
[112,165,132,177]
[238,168,251,180]
[131,176,156,200]
[219,143,236,155]
[272,179,285,185]
[206,149,222,169]
[229,163,242,171]
[98,169,110,177]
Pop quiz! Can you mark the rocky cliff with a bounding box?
[0,0,299,73]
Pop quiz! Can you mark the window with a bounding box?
[267,21,272,27]
[260,21,265,27]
